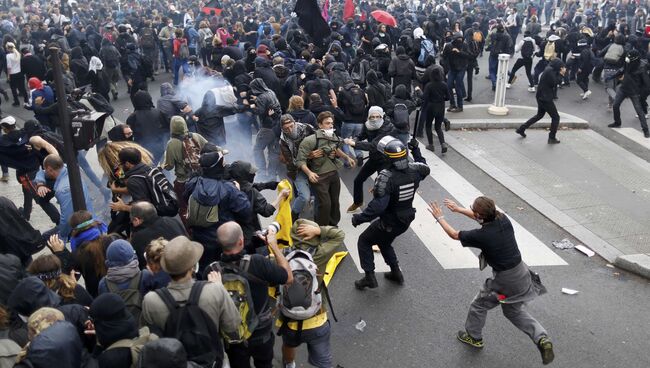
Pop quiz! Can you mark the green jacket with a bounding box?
[290,218,345,274]
[296,130,344,175]
[163,116,207,182]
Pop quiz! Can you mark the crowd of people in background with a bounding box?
[2,0,650,366]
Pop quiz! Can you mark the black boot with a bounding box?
[384,266,404,285]
[354,272,378,290]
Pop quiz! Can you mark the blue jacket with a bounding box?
[184,176,251,225]
[28,86,55,125]
[35,166,94,239]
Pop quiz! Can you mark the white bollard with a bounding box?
[488,53,511,116]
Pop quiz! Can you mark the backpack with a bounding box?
[278,250,322,321]
[38,131,65,156]
[140,28,156,49]
[521,39,534,58]
[155,282,221,367]
[130,166,179,217]
[351,59,369,85]
[103,48,120,68]
[186,196,219,228]
[543,41,556,60]
[392,103,410,130]
[473,30,484,43]
[604,43,624,64]
[419,38,436,65]
[106,327,158,368]
[84,92,114,115]
[105,272,143,322]
[219,255,267,343]
[178,40,190,59]
[346,85,367,116]
[181,135,201,174]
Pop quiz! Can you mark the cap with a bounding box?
[0,116,16,127]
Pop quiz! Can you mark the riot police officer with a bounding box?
[351,136,430,289]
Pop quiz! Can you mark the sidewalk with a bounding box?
[446,104,589,130]
[442,105,650,279]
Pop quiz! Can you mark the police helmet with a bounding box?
[378,136,408,170]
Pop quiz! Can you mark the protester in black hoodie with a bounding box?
[422,67,451,152]
[69,46,90,87]
[89,293,140,368]
[126,91,167,163]
[193,88,244,146]
[365,69,391,109]
[19,48,46,81]
[388,46,416,92]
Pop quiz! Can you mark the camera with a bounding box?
[258,221,281,237]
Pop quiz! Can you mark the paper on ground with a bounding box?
[575,245,595,257]
[561,288,579,295]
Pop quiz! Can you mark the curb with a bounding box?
[443,133,625,264]
[446,104,590,130]
[614,254,650,280]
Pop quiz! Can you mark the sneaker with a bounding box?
[354,272,378,290]
[607,122,622,128]
[457,331,484,348]
[441,143,448,153]
[347,202,363,213]
[547,138,561,144]
[582,90,592,99]
[0,174,8,183]
[464,97,472,102]
[528,86,536,92]
[537,337,555,365]
[444,119,451,131]
[505,83,512,89]
[447,106,457,112]
[426,144,435,152]
[515,128,527,138]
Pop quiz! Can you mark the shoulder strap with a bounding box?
[105,279,118,293]
[155,287,179,312]
[127,271,143,290]
[320,280,338,323]
[221,256,267,285]
[187,281,207,306]
[106,338,134,351]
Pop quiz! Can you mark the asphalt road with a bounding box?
[2,55,650,368]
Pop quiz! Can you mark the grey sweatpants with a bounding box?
[465,291,547,343]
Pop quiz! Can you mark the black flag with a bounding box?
[293,0,331,44]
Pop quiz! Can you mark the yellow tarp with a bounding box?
[275,179,293,247]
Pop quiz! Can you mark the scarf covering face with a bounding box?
[105,259,140,284]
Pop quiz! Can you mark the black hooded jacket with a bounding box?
[194,89,243,145]
[249,78,282,129]
[365,70,391,109]
[89,293,139,368]
[253,57,281,92]
[126,91,167,162]
[0,196,43,264]
[70,46,90,86]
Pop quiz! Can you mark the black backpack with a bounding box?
[140,55,154,78]
[38,131,65,156]
[106,272,143,323]
[392,103,410,130]
[129,166,179,217]
[155,282,221,368]
[521,39,534,59]
[346,85,367,116]
[350,59,369,85]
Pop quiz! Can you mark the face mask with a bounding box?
[321,128,335,137]
[168,23,173,27]
[379,32,385,36]
[286,125,299,139]
[365,118,383,131]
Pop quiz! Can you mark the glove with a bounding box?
[351,214,361,227]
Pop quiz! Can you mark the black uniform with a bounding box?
[352,139,430,289]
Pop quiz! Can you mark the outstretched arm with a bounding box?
[428,201,459,240]
[443,198,476,220]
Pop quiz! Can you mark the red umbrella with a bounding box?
[371,10,397,27]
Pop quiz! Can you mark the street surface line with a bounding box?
[418,144,568,266]
[612,127,650,150]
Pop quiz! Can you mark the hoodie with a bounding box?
[23,321,83,368]
[163,116,207,182]
[69,46,90,86]
[157,82,189,123]
[248,78,282,129]
[126,91,168,161]
[253,56,281,92]
[184,174,251,228]
[194,89,243,146]
[89,293,138,367]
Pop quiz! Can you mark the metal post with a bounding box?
[49,47,87,212]
[488,53,511,116]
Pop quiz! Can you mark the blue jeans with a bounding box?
[172,58,190,85]
[291,171,310,216]
[341,122,363,159]
[447,69,466,108]
[489,55,498,88]
[281,320,332,368]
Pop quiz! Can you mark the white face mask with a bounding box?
[322,128,335,137]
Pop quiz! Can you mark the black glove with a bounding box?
[351,214,362,227]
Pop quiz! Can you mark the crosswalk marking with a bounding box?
[337,178,391,273]
[418,143,568,267]
[612,127,650,149]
